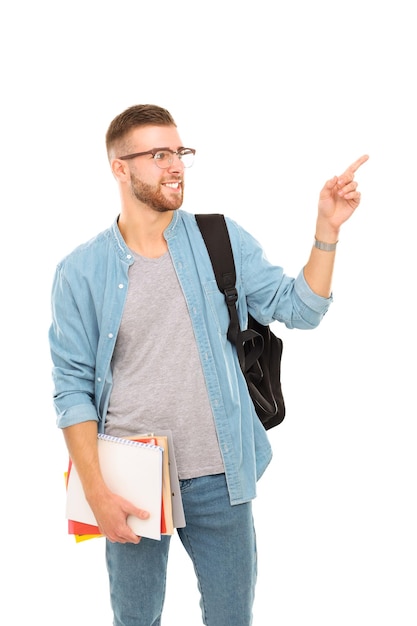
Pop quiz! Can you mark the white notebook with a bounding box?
[66,434,164,541]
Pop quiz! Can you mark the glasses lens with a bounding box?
[153,151,172,169]
[178,149,195,168]
[153,149,195,168]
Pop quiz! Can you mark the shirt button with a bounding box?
[118,284,124,289]
[108,333,114,339]
[97,377,102,382]
[126,254,132,259]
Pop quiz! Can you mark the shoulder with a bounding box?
[56,227,109,265]
[179,210,263,259]
[55,219,128,274]
[180,210,252,242]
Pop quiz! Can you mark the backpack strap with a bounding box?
[195,213,263,371]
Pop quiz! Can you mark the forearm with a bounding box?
[303,222,339,298]
[303,245,336,298]
[63,420,108,504]
[63,421,145,542]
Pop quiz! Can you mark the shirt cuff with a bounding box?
[295,269,333,313]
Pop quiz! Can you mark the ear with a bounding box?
[111,158,130,182]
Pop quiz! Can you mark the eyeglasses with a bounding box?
[118,147,196,169]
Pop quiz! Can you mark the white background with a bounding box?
[1,1,415,624]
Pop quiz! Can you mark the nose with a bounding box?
[167,152,185,172]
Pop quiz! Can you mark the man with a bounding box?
[49,104,368,626]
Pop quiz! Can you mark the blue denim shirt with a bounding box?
[49,210,332,505]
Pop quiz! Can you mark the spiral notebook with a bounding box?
[66,434,164,541]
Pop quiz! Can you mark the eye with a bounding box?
[177,149,195,168]
[154,151,170,161]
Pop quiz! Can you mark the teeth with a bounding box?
[165,182,180,189]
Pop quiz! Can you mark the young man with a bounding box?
[49,104,368,626]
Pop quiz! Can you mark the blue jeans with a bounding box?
[106,473,257,626]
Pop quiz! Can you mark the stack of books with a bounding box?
[65,431,185,542]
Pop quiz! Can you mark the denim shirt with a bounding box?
[49,210,332,505]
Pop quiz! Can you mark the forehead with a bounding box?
[128,124,183,149]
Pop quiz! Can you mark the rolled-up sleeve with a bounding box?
[292,269,333,327]
[49,263,99,429]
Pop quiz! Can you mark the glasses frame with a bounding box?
[117,147,196,168]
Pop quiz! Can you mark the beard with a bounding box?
[130,172,184,212]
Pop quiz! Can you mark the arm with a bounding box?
[50,262,149,542]
[303,154,369,297]
[64,421,149,544]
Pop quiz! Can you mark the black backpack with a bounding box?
[196,213,285,430]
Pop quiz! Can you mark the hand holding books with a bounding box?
[65,431,185,542]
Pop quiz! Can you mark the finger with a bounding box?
[131,507,150,520]
[338,155,368,186]
[343,190,361,202]
[338,180,358,196]
[117,533,141,544]
[344,154,369,175]
[322,175,338,192]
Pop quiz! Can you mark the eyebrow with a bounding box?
[144,146,187,152]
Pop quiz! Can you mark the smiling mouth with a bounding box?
[163,181,182,190]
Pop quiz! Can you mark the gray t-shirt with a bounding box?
[105,250,225,479]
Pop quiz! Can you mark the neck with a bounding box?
[118,209,174,258]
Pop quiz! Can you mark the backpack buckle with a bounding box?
[224,287,238,305]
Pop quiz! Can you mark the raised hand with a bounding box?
[317,154,369,233]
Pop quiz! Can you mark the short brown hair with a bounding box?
[105,104,176,158]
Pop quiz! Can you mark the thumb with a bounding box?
[126,503,150,520]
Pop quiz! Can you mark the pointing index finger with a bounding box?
[345,154,369,175]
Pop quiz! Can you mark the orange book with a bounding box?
[131,430,185,531]
[131,435,173,535]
